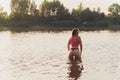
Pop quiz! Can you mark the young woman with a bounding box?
[67,28,83,62]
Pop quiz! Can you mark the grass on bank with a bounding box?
[0,20,120,32]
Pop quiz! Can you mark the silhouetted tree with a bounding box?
[107,3,120,24]
[79,8,92,23]
[29,0,38,16]
[0,5,8,23]
[97,7,101,13]
[10,0,30,19]
[39,0,70,20]
[71,3,84,22]
[108,3,120,16]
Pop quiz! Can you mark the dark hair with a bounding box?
[72,28,79,36]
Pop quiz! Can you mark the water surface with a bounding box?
[0,30,120,80]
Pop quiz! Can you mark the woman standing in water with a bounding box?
[67,28,83,62]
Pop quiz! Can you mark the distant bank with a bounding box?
[0,25,120,32]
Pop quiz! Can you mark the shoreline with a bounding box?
[0,25,120,32]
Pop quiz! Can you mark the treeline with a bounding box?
[0,0,120,28]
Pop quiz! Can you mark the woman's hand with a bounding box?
[79,51,82,58]
[68,48,70,52]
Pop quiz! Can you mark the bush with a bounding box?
[48,20,79,27]
[82,22,95,27]
[82,21,109,27]
[95,21,109,27]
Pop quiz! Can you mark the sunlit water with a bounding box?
[0,30,120,80]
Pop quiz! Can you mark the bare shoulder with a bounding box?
[77,36,81,40]
[77,36,81,42]
[69,37,72,41]
[78,36,81,38]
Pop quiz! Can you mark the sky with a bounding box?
[0,0,120,15]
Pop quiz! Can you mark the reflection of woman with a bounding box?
[68,63,82,80]
[67,28,83,62]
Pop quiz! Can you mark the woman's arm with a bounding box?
[78,36,82,55]
[67,38,71,51]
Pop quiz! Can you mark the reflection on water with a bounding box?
[0,30,120,80]
[67,61,83,80]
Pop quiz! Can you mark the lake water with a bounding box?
[0,30,120,80]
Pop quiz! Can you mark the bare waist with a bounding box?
[71,48,79,51]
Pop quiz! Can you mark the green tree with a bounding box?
[108,3,120,25]
[79,8,105,24]
[10,0,30,18]
[29,0,38,16]
[0,5,3,21]
[108,3,120,16]
[39,0,69,18]
[0,5,8,22]
[77,3,84,13]
[71,9,78,18]
[39,0,48,16]
[97,7,101,13]
[71,3,84,22]
[79,8,92,23]
[0,5,3,14]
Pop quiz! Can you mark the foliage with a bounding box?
[82,21,109,27]
[72,7,106,24]
[0,0,120,28]
[71,3,84,22]
[39,0,70,21]
[108,3,120,16]
[48,20,79,27]
[29,0,38,16]
[10,0,30,19]
[0,5,8,24]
